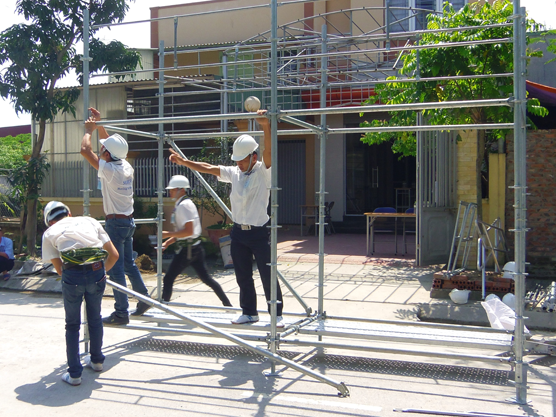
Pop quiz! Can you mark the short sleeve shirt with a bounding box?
[172,197,202,241]
[42,216,111,262]
[98,159,134,215]
[0,236,14,260]
[218,159,270,227]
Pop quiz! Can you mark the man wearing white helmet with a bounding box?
[168,110,284,326]
[81,108,151,325]
[160,175,232,306]
[42,201,119,386]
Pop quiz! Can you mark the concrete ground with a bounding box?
[1,231,556,416]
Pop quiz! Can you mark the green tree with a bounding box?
[0,134,31,170]
[0,0,141,255]
[360,0,547,218]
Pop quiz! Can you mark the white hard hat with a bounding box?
[166,175,190,189]
[502,293,516,310]
[449,288,470,304]
[502,261,516,279]
[231,134,259,161]
[44,201,70,226]
[99,133,128,160]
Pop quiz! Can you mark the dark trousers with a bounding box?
[0,258,14,273]
[61,267,106,378]
[230,225,283,316]
[162,244,231,306]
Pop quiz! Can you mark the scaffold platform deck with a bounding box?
[125,309,514,353]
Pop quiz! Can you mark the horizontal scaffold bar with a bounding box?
[97,98,512,128]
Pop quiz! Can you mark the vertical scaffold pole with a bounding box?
[82,8,91,217]
[156,41,165,301]
[81,8,91,354]
[317,24,328,320]
[267,0,279,375]
[512,1,528,404]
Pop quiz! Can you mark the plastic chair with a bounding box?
[403,207,416,255]
[324,201,336,234]
[371,207,397,254]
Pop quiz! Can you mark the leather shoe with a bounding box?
[130,301,152,316]
[102,312,129,325]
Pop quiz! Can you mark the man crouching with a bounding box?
[42,201,119,386]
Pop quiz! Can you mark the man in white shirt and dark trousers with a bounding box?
[81,108,151,325]
[160,175,232,306]
[168,110,284,327]
[42,201,119,386]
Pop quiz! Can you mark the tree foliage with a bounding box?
[0,134,31,170]
[360,0,548,158]
[0,0,141,255]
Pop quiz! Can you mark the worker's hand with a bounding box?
[169,148,186,165]
[256,109,269,129]
[84,117,97,134]
[88,107,101,122]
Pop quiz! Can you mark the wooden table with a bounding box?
[300,205,319,236]
[365,212,416,255]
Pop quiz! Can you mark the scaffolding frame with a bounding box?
[77,0,532,401]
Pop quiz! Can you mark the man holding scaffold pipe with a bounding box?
[168,109,284,327]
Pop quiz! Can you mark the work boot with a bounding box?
[130,301,152,316]
[102,312,129,325]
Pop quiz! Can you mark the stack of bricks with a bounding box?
[432,272,515,294]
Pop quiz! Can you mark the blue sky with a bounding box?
[0,0,554,128]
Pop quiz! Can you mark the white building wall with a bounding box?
[43,85,127,162]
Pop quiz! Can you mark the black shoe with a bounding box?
[130,301,152,316]
[102,312,129,325]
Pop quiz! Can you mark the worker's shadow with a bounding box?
[14,367,102,407]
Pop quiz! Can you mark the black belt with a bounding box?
[106,214,133,220]
[234,223,266,230]
[177,238,201,247]
[63,261,104,272]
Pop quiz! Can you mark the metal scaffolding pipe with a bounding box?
[95,98,511,128]
[512,1,528,405]
[106,279,350,396]
[277,338,513,364]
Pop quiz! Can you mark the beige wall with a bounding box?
[152,0,387,48]
[153,0,304,48]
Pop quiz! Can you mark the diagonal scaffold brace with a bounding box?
[105,279,350,397]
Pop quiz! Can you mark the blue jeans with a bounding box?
[104,217,149,317]
[62,267,106,378]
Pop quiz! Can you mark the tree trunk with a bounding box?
[24,119,47,257]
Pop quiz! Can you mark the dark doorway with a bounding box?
[346,133,416,214]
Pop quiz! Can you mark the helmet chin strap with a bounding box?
[245,153,255,175]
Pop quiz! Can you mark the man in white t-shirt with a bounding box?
[160,175,232,306]
[168,110,284,327]
[42,201,119,386]
[81,108,151,325]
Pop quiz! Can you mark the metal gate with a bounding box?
[416,129,458,266]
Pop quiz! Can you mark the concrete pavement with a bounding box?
[2,267,556,417]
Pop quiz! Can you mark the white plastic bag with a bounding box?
[481,296,528,333]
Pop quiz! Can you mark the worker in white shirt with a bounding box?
[42,201,119,386]
[168,110,284,327]
[160,175,232,306]
[81,108,151,325]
